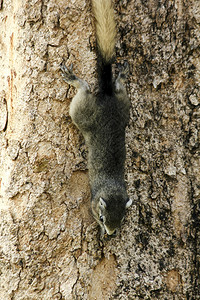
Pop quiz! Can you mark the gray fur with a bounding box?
[60,0,131,238]
[60,62,131,237]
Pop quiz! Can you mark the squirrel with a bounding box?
[60,0,132,238]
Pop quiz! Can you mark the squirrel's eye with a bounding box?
[99,216,104,223]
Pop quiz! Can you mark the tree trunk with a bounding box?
[0,0,199,299]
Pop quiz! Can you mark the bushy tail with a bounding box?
[92,0,116,95]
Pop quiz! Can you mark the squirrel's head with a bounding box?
[92,188,132,236]
[98,196,132,235]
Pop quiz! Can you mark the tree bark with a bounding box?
[0,0,199,299]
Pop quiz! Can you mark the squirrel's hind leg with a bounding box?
[115,61,129,92]
[60,61,89,91]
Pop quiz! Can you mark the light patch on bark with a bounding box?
[88,255,118,300]
[173,175,190,241]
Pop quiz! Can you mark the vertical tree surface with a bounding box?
[0,0,199,299]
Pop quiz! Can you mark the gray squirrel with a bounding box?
[60,0,132,237]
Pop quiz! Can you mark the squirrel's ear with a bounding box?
[126,198,132,209]
[99,197,107,208]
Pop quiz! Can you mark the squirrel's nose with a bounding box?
[112,229,117,237]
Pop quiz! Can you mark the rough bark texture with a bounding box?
[0,0,199,299]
